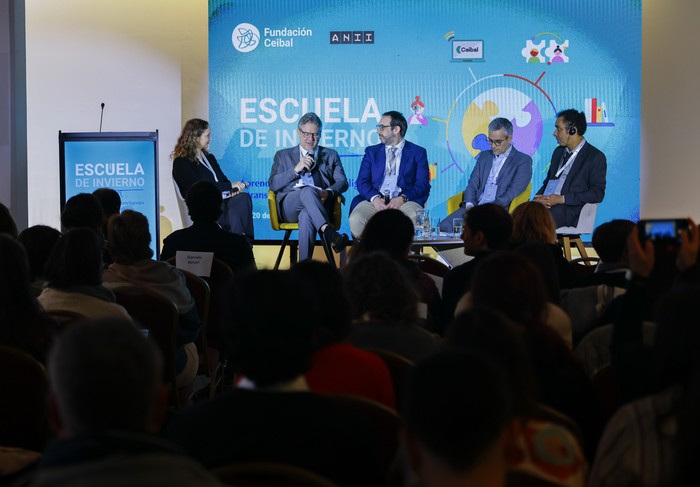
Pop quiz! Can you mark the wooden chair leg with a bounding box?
[274,230,292,270]
[574,237,588,259]
[559,236,573,261]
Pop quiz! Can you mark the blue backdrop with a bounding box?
[209,0,641,240]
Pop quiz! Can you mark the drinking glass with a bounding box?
[452,218,463,238]
[415,210,425,238]
[422,209,431,236]
[431,217,440,237]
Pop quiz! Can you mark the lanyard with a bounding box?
[197,153,219,182]
[554,145,583,179]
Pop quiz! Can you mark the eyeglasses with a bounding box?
[299,130,320,139]
[486,138,507,146]
[376,124,393,130]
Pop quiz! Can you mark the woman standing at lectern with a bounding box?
[172,118,254,243]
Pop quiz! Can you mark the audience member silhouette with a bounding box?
[469,251,602,459]
[579,218,635,288]
[438,203,512,333]
[163,270,384,487]
[511,201,575,289]
[102,210,200,389]
[38,228,130,320]
[18,225,62,292]
[343,251,439,363]
[20,319,222,486]
[0,203,18,239]
[351,209,441,328]
[60,193,103,233]
[444,308,588,486]
[0,234,56,364]
[160,180,255,273]
[290,260,396,408]
[92,187,121,238]
[402,351,513,487]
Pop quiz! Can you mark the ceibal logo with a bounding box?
[232,23,260,53]
[452,40,484,61]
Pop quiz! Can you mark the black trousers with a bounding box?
[219,192,254,243]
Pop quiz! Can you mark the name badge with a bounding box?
[479,182,498,204]
[544,179,560,196]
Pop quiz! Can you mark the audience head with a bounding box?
[172,118,209,160]
[343,251,419,325]
[185,180,223,223]
[45,228,104,288]
[18,225,62,281]
[0,203,18,239]
[444,308,536,419]
[92,188,121,221]
[290,261,351,347]
[511,201,557,245]
[463,203,512,254]
[48,319,164,435]
[61,193,104,233]
[107,210,153,264]
[228,270,318,387]
[353,209,414,260]
[471,251,548,328]
[592,219,635,264]
[403,351,513,486]
[0,234,42,318]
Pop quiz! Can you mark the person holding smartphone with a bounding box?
[172,118,254,243]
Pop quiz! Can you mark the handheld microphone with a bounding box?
[301,152,315,176]
[99,103,105,132]
[230,181,250,194]
[383,190,391,205]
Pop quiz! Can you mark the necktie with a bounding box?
[558,150,573,173]
[386,147,398,176]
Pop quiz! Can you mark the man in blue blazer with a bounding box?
[534,109,607,228]
[349,111,431,238]
[439,117,532,232]
[269,112,349,261]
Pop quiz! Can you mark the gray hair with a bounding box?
[298,112,322,131]
[49,319,163,434]
[488,117,513,137]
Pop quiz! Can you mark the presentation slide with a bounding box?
[59,132,160,257]
[209,0,641,240]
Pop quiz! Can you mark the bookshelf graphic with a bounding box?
[584,98,614,127]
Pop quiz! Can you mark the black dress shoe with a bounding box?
[332,232,349,253]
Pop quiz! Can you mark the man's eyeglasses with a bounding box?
[487,138,507,146]
[299,130,320,139]
[376,124,393,130]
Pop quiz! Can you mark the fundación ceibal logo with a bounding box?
[232,23,260,53]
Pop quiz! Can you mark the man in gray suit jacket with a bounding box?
[269,112,349,261]
[439,117,532,232]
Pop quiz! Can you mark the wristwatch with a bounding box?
[400,194,408,203]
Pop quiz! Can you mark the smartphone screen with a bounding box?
[639,219,688,243]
